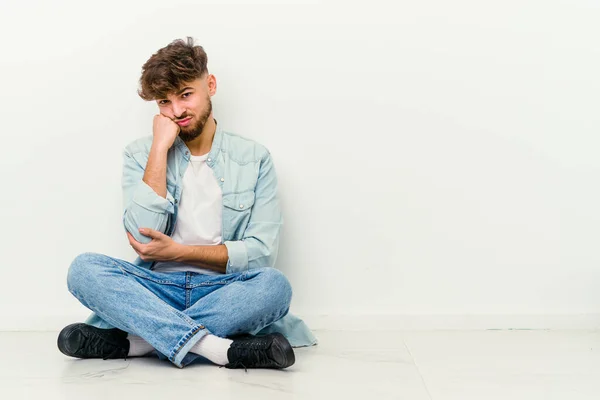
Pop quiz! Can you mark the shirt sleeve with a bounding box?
[223,151,283,273]
[121,148,175,244]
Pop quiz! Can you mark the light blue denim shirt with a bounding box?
[84,120,317,348]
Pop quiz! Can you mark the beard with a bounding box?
[178,96,213,142]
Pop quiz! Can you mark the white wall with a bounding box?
[1,0,599,330]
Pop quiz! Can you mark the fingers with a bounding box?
[139,228,161,239]
[126,232,147,260]
[126,231,142,250]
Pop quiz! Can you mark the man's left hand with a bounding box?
[126,228,184,262]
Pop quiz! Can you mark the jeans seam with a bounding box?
[189,274,244,288]
[114,262,181,286]
[169,308,200,327]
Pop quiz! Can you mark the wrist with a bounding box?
[151,142,171,154]
[173,244,190,262]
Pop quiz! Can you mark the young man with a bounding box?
[57,37,317,370]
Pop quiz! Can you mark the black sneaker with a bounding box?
[223,332,295,371]
[57,323,130,360]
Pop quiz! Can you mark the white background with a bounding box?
[1,0,599,330]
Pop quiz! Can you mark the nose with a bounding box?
[171,101,186,119]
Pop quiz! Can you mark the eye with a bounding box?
[158,92,190,105]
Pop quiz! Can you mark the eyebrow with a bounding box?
[157,87,194,102]
[175,87,194,95]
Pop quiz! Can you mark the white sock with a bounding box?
[189,334,233,366]
[127,334,155,357]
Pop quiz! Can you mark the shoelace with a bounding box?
[220,361,248,372]
[221,338,272,372]
[79,333,127,361]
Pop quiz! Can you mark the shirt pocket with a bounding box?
[222,190,256,239]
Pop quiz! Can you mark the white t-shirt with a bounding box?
[152,152,223,275]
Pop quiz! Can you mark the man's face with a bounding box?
[156,76,213,142]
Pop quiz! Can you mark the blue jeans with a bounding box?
[66,252,293,368]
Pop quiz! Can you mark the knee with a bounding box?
[67,252,105,294]
[258,268,293,308]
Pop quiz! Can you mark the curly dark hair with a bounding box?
[138,36,209,101]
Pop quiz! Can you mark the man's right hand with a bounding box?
[152,113,180,150]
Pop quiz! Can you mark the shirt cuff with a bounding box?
[224,240,249,274]
[132,179,175,214]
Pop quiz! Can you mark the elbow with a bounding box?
[250,236,280,270]
[122,205,169,244]
[260,242,278,269]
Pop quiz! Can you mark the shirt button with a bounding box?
[239,204,244,209]
[220,178,224,182]
[185,151,189,155]
[208,158,211,162]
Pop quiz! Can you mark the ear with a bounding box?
[207,74,217,96]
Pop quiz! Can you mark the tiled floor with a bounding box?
[1,329,599,399]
